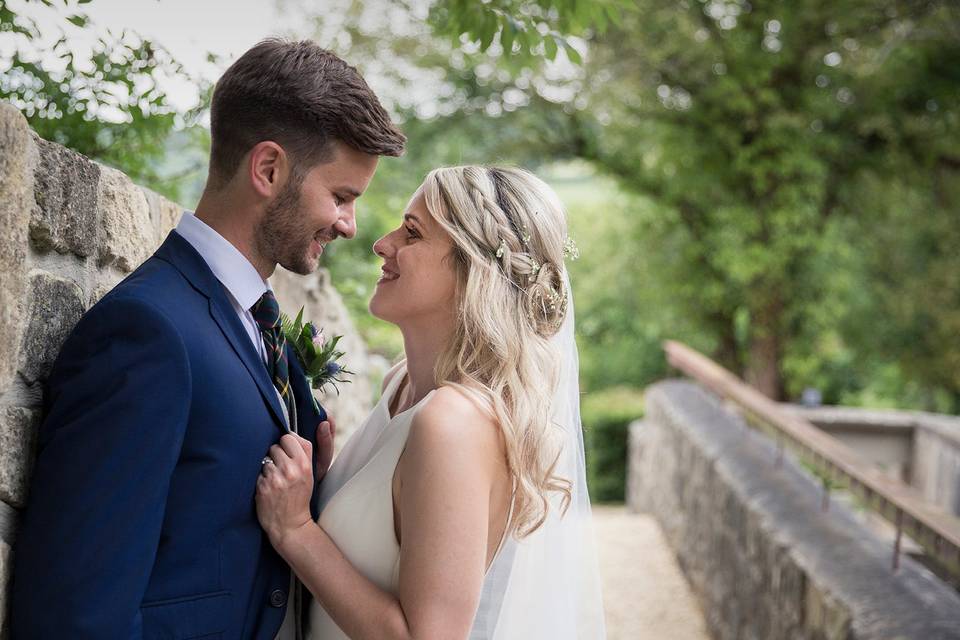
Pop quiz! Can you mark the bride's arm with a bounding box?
[257,388,501,640]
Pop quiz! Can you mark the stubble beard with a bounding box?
[255,179,316,276]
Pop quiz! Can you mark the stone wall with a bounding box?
[912,416,960,516]
[628,380,960,640]
[0,102,375,635]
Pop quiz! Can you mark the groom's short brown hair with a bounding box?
[208,39,405,188]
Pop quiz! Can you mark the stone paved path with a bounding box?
[593,506,711,640]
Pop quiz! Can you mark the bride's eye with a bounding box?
[405,226,420,240]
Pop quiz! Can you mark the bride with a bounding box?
[256,165,605,639]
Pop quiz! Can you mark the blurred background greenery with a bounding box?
[4,0,958,501]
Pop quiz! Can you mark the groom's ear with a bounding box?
[247,141,288,198]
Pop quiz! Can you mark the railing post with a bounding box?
[821,474,831,512]
[893,509,904,572]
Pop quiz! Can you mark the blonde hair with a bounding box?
[422,165,572,538]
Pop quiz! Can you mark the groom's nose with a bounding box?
[333,206,357,239]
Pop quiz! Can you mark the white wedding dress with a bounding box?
[308,275,605,639]
[307,362,516,639]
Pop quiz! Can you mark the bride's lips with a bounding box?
[377,266,399,284]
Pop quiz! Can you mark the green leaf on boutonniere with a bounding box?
[280,306,354,396]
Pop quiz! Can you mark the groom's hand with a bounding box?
[316,416,336,481]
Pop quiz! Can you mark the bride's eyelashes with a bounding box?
[405,225,420,240]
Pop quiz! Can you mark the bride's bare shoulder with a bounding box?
[406,386,502,463]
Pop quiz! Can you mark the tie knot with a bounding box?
[251,290,281,330]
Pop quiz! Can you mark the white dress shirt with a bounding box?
[176,211,271,365]
[175,211,298,639]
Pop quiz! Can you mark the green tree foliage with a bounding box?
[569,0,960,402]
[0,0,208,200]
[428,0,631,64]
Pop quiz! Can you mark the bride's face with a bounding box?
[369,188,458,329]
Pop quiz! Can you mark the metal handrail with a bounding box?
[663,340,960,582]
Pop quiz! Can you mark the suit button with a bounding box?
[269,589,287,608]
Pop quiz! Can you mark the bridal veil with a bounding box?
[471,272,606,639]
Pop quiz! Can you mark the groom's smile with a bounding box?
[311,229,337,258]
[261,142,379,276]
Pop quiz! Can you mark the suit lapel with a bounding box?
[208,294,289,432]
[154,231,289,433]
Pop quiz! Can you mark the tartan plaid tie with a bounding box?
[251,290,295,424]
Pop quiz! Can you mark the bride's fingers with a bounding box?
[269,443,290,466]
[275,435,312,477]
[295,433,313,457]
[278,434,303,459]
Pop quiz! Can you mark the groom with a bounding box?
[11,40,404,639]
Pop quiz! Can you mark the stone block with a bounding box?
[88,277,120,307]
[143,187,183,241]
[0,104,36,395]
[0,407,39,508]
[17,271,85,385]
[30,136,101,257]
[804,582,851,640]
[97,166,153,272]
[626,420,647,512]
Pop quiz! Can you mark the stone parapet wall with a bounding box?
[628,379,960,640]
[912,419,960,515]
[0,102,374,635]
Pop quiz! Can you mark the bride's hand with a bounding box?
[316,416,336,481]
[256,433,315,547]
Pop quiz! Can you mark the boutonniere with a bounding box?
[280,307,354,402]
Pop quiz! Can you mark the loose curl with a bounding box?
[422,166,572,538]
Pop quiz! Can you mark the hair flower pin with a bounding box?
[495,238,507,259]
[563,236,580,261]
[530,260,542,279]
[520,225,532,246]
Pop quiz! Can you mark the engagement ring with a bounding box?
[261,456,274,467]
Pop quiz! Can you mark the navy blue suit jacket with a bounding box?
[12,230,325,639]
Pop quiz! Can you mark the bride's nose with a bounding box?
[373,233,393,259]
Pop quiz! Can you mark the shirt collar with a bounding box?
[175,211,269,311]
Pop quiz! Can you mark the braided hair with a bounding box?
[422,166,573,538]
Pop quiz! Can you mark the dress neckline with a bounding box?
[385,367,435,421]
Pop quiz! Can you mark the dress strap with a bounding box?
[489,481,517,571]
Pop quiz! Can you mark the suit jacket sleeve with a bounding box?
[12,295,191,639]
